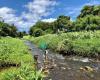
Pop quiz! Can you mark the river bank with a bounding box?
[25,40,100,80]
[24,31,100,59]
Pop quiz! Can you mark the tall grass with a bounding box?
[28,31,100,57]
[0,37,33,64]
[1,64,44,80]
[0,37,43,80]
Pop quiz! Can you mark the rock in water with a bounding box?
[80,66,94,72]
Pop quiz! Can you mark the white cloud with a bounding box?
[42,18,56,22]
[0,7,16,22]
[0,7,22,26]
[0,7,29,32]
[25,0,57,14]
[22,0,57,22]
[0,0,58,31]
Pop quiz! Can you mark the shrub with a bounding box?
[28,30,100,57]
[57,39,73,52]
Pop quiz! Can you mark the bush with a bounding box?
[34,29,43,37]
[28,31,100,57]
[57,39,73,52]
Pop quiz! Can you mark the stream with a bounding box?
[25,40,100,80]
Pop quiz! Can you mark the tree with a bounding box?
[33,28,43,37]
[0,21,18,37]
[56,15,72,31]
[75,15,100,31]
[29,21,54,36]
[29,5,100,36]
[93,5,100,15]
[78,5,100,18]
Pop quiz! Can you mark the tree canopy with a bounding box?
[0,20,27,38]
[29,5,100,37]
[78,5,100,18]
[29,15,72,37]
[0,21,18,37]
[1,5,99,37]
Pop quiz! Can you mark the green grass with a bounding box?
[0,37,43,80]
[0,64,44,80]
[73,38,100,57]
[27,30,100,57]
[0,37,33,64]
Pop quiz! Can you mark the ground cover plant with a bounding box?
[0,37,33,65]
[0,37,43,80]
[0,64,44,80]
[27,30,100,58]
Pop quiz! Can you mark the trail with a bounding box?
[25,40,100,80]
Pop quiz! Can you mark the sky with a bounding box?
[0,0,100,32]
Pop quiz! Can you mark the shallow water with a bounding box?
[25,40,100,80]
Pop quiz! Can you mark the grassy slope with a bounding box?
[0,37,43,80]
[0,37,33,64]
[26,31,100,57]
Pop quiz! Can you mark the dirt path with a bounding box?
[25,40,100,80]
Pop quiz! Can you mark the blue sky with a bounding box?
[0,0,100,31]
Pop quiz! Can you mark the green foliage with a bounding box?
[57,39,73,52]
[0,37,33,64]
[29,5,100,36]
[78,5,100,18]
[28,31,100,57]
[0,22,18,37]
[56,15,72,30]
[0,37,43,80]
[29,21,53,37]
[29,15,72,37]
[75,15,100,31]
[0,20,27,38]
[17,31,27,38]
[73,38,100,57]
[2,65,43,80]
[34,28,43,37]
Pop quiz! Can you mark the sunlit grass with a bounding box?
[0,64,44,80]
[0,37,33,64]
[0,37,43,80]
[27,30,100,57]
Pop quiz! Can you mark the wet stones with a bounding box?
[80,66,94,72]
[28,48,32,51]
[61,67,66,70]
